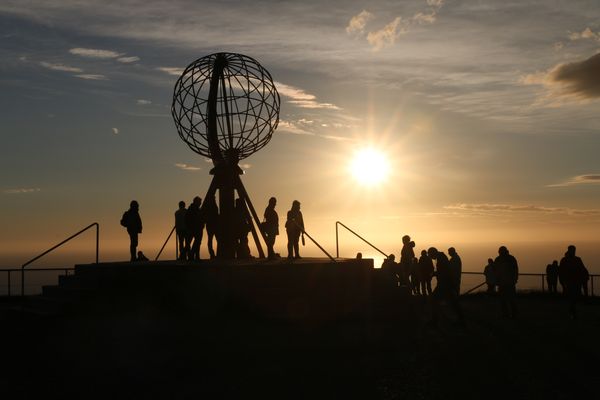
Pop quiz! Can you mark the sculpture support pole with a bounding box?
[234,175,266,258]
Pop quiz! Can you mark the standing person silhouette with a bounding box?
[484,258,496,294]
[546,260,559,294]
[202,195,219,259]
[559,245,588,319]
[428,247,465,327]
[121,200,142,262]
[175,201,187,261]
[494,246,519,319]
[448,247,462,295]
[418,250,434,296]
[285,200,304,259]
[400,235,415,287]
[186,196,204,261]
[263,197,279,259]
[234,198,252,259]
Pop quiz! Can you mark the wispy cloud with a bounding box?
[69,47,121,59]
[112,127,119,134]
[367,17,407,50]
[117,56,140,63]
[445,203,600,216]
[75,74,107,80]
[568,27,600,42]
[275,82,340,110]
[278,120,316,136]
[40,61,82,73]
[346,10,374,35]
[3,188,40,194]
[174,163,201,171]
[157,67,184,76]
[137,99,152,105]
[348,1,444,50]
[522,52,600,103]
[547,174,600,187]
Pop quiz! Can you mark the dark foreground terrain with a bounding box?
[2,292,599,399]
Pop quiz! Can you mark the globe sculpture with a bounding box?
[172,52,280,258]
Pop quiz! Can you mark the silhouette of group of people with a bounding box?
[545,245,589,318]
[120,197,306,261]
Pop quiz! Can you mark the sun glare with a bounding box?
[349,148,390,186]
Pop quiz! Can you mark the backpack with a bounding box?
[120,210,129,227]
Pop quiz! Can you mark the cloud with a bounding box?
[426,0,444,6]
[136,99,152,105]
[521,52,600,101]
[346,10,374,35]
[444,203,600,216]
[3,188,40,194]
[117,56,140,63]
[367,17,407,50]
[157,67,184,76]
[547,174,600,187]
[74,74,107,80]
[278,120,316,136]
[412,11,436,24]
[275,82,341,110]
[112,127,119,134]
[69,47,121,59]
[569,27,600,42]
[174,163,201,171]
[40,61,82,73]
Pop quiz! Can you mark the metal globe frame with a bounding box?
[171,52,280,259]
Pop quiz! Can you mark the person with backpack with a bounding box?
[121,200,142,262]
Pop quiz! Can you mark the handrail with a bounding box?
[155,226,176,261]
[335,221,388,259]
[2,268,75,297]
[290,220,336,262]
[21,222,99,296]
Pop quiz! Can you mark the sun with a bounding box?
[349,148,390,186]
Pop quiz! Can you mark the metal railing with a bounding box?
[288,219,335,262]
[460,271,598,296]
[21,222,99,296]
[1,267,75,297]
[155,226,176,261]
[335,221,388,259]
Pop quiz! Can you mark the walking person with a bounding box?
[186,196,204,261]
[121,200,142,262]
[494,246,519,319]
[263,196,279,259]
[285,200,304,259]
[175,201,187,261]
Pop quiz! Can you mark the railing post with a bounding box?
[175,233,179,260]
[95,223,99,264]
[7,270,10,297]
[335,222,339,258]
[591,276,594,297]
[541,275,545,293]
[21,269,24,297]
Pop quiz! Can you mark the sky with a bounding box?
[1,0,600,268]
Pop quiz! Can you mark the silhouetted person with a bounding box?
[137,251,149,261]
[203,195,219,259]
[186,196,204,261]
[546,260,559,294]
[494,246,519,319]
[175,201,187,261]
[121,200,142,262]
[381,254,399,286]
[235,197,252,259]
[356,252,363,259]
[484,258,496,294]
[399,235,415,287]
[263,196,279,259]
[418,250,434,296]
[559,245,588,319]
[410,256,421,295]
[285,200,304,259]
[428,247,465,326]
[448,247,462,295]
